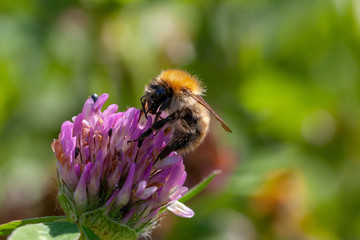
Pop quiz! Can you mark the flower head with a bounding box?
[51,93,193,236]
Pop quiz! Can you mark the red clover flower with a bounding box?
[51,93,193,238]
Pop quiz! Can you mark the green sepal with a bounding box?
[80,225,101,240]
[58,190,78,222]
[79,209,138,240]
[0,216,69,237]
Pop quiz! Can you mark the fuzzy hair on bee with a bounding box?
[133,69,232,161]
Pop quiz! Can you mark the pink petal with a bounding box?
[115,162,135,207]
[137,186,158,200]
[153,155,182,169]
[93,93,109,112]
[167,201,194,218]
[74,162,93,212]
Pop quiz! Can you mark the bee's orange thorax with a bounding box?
[159,69,203,95]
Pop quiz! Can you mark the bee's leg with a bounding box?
[155,136,186,163]
[130,112,177,147]
[155,97,171,121]
[155,110,203,162]
[140,96,148,119]
[155,129,196,162]
[155,145,173,162]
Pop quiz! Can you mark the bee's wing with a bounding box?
[185,90,232,133]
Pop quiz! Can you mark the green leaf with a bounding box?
[8,222,80,240]
[79,209,138,240]
[80,225,101,240]
[179,170,222,203]
[0,216,69,236]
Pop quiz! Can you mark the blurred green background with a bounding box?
[1,0,360,239]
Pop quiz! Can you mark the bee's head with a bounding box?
[143,83,172,115]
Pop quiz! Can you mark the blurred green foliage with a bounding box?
[1,0,360,239]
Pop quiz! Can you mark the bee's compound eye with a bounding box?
[156,86,166,96]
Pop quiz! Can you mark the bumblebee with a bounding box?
[134,69,232,161]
